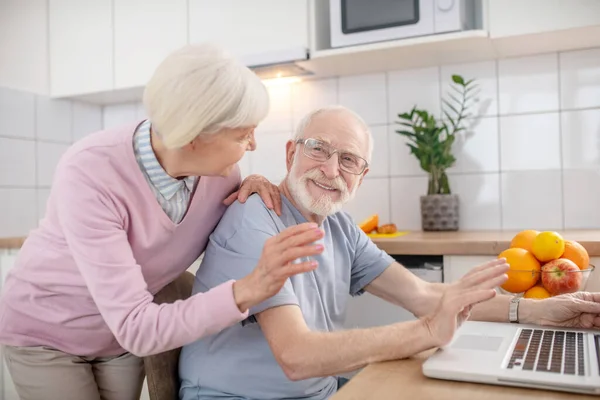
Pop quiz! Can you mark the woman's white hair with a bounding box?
[292,105,373,162]
[143,42,269,149]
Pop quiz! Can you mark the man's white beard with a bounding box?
[287,158,358,217]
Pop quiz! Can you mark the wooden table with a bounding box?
[332,349,598,399]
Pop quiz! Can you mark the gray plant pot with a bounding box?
[420,194,459,231]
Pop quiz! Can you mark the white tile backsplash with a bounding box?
[103,103,137,130]
[260,85,292,133]
[339,73,387,125]
[561,109,600,169]
[449,173,502,230]
[365,125,389,178]
[0,137,36,187]
[0,87,35,139]
[563,169,600,229]
[0,86,102,237]
[441,60,498,117]
[498,53,559,115]
[37,142,69,187]
[73,102,103,142]
[390,176,429,230]
[449,116,500,173]
[291,78,338,127]
[499,113,561,171]
[388,124,427,177]
[343,178,390,225]
[251,131,291,183]
[0,188,38,237]
[388,67,440,121]
[501,170,563,230]
[36,97,72,142]
[559,48,600,110]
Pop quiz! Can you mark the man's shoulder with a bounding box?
[213,193,280,239]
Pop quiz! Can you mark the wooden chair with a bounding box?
[143,271,195,400]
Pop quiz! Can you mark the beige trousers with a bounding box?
[3,345,145,400]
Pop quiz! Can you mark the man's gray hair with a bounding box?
[292,105,373,163]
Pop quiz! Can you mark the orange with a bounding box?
[510,230,539,253]
[498,248,541,293]
[523,285,551,299]
[560,240,589,270]
[358,214,378,234]
[531,231,565,262]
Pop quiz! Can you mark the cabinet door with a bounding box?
[443,255,497,283]
[488,0,600,38]
[586,257,600,292]
[113,0,187,89]
[1,250,19,400]
[189,0,308,62]
[49,0,113,97]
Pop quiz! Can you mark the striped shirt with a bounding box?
[133,120,197,223]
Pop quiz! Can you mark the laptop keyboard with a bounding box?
[506,328,586,375]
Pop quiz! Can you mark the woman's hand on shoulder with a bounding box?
[223,174,282,215]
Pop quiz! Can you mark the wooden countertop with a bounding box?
[333,349,598,400]
[0,237,26,250]
[371,230,600,256]
[3,230,600,256]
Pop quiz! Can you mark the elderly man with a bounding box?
[179,105,600,400]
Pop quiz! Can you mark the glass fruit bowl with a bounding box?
[498,263,595,299]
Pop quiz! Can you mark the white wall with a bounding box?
[0,87,103,237]
[0,0,49,95]
[104,47,600,232]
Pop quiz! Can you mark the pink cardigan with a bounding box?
[0,122,248,357]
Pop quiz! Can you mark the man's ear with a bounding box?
[357,168,369,188]
[285,140,296,172]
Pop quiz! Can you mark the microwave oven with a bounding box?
[330,0,477,48]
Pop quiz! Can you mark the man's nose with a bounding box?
[320,153,341,179]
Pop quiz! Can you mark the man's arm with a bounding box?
[255,305,437,381]
[363,262,445,318]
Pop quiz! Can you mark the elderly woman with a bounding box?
[0,43,324,400]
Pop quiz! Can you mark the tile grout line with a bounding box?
[495,59,504,230]
[556,52,566,230]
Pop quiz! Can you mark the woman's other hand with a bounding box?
[224,174,282,215]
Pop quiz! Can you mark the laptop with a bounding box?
[422,321,600,395]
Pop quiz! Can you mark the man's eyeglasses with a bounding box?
[295,138,368,175]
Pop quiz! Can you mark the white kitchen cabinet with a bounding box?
[113,0,187,89]
[188,0,308,63]
[443,255,497,283]
[488,0,600,38]
[1,249,19,400]
[49,0,113,97]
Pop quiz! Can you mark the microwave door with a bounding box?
[330,0,435,48]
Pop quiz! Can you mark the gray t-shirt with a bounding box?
[179,194,394,400]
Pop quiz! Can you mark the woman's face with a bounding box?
[187,126,257,177]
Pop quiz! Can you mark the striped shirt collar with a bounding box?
[134,120,196,200]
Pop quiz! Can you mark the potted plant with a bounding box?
[395,74,478,231]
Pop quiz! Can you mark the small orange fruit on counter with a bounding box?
[510,230,539,253]
[498,248,541,293]
[531,231,565,262]
[560,240,589,270]
[523,285,551,299]
[358,214,378,234]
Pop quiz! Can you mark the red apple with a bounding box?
[541,258,582,295]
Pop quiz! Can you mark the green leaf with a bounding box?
[452,75,465,85]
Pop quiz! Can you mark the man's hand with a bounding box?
[421,259,509,347]
[525,291,600,329]
[224,174,282,215]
